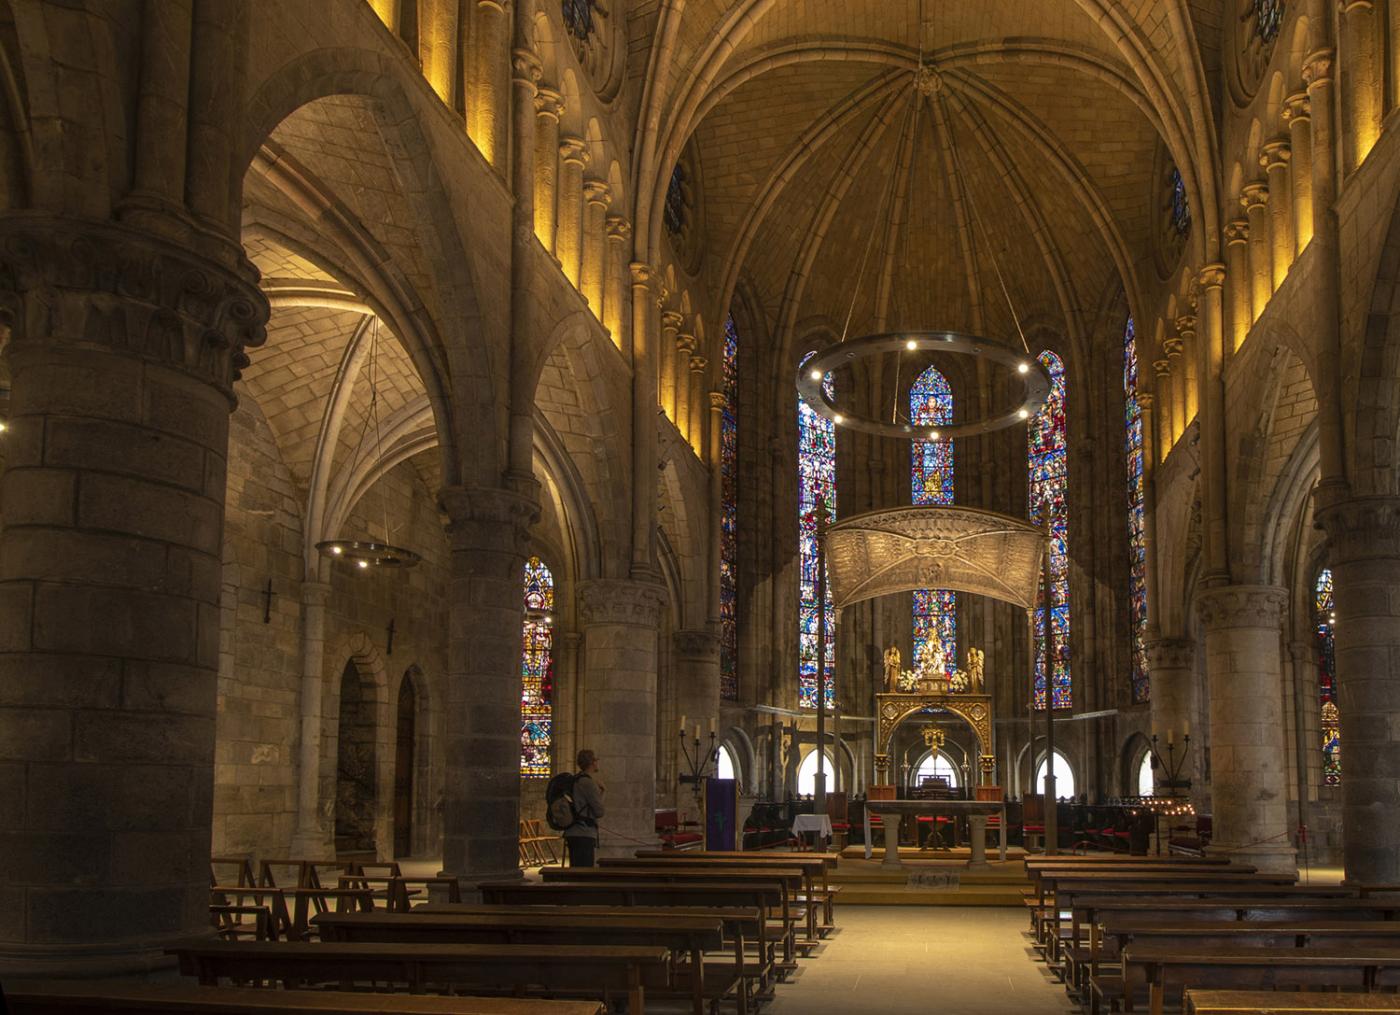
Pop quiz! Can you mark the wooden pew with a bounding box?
[335,874,462,912]
[1026,864,1263,934]
[170,940,669,1015]
[314,908,734,1015]
[1121,944,1400,1015]
[616,854,841,933]
[1,981,605,1014]
[210,885,374,942]
[1185,988,1400,1013]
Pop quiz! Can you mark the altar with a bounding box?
[863,799,1007,869]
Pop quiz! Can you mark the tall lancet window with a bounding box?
[720,315,739,701]
[1125,318,1149,703]
[1315,568,1341,785]
[520,556,554,776]
[798,353,836,709]
[910,366,956,675]
[1029,350,1071,709]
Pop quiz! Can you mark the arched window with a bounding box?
[1030,349,1071,708]
[520,557,555,777]
[911,366,956,675]
[1125,319,1149,703]
[562,0,595,40]
[1315,568,1341,785]
[798,353,835,709]
[912,751,961,789]
[796,749,836,796]
[1251,0,1284,42]
[720,315,739,700]
[1035,751,1076,799]
[664,164,687,237]
[716,744,738,785]
[1136,751,1155,797]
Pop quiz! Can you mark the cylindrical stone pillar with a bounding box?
[1224,219,1252,350]
[674,333,696,444]
[1259,140,1294,290]
[578,579,668,856]
[604,216,630,349]
[1163,338,1184,444]
[688,355,707,456]
[629,264,662,573]
[1317,496,1400,882]
[552,630,582,776]
[1241,183,1272,318]
[672,630,721,802]
[580,179,611,317]
[468,0,508,167]
[1197,585,1295,873]
[0,216,268,974]
[1282,94,1315,253]
[1153,359,1174,455]
[659,311,684,422]
[1338,0,1381,175]
[438,486,539,883]
[555,136,589,287]
[532,88,563,252]
[1147,638,1198,798]
[289,580,333,857]
[1176,316,1199,424]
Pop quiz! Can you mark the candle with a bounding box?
[1183,721,1190,738]
[709,718,717,735]
[693,724,701,742]
[1167,728,1174,745]
[679,714,686,733]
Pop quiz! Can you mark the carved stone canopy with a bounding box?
[824,505,1047,611]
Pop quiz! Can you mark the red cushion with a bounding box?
[1024,823,1045,833]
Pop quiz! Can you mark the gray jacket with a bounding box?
[564,773,605,840]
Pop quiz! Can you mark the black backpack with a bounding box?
[545,771,579,831]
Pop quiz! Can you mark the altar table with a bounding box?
[862,800,1007,869]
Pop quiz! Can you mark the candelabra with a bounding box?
[1149,729,1192,795]
[678,717,719,801]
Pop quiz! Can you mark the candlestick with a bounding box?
[679,714,686,733]
[1167,728,1174,745]
[709,718,716,735]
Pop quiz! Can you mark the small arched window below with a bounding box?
[796,750,836,797]
[911,751,961,789]
[1034,751,1076,799]
[716,744,738,786]
[1136,752,1154,797]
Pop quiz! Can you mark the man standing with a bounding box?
[564,749,605,866]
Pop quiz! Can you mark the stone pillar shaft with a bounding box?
[1339,0,1381,174]
[555,138,588,287]
[552,631,582,775]
[1163,340,1183,443]
[1282,95,1315,252]
[1147,638,1198,798]
[687,356,707,456]
[1153,361,1173,456]
[604,217,630,349]
[1224,221,1252,351]
[290,580,332,856]
[468,0,508,167]
[1178,320,1199,424]
[659,312,683,422]
[1260,141,1294,289]
[532,89,563,251]
[672,630,721,809]
[1197,264,1231,582]
[580,180,610,316]
[675,333,696,445]
[1242,184,1272,319]
[1198,585,1295,872]
[629,264,661,573]
[0,216,267,974]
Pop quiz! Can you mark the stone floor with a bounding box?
[767,906,1073,1015]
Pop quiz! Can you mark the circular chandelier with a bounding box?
[797,331,1051,441]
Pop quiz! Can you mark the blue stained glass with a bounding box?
[798,353,835,709]
[910,366,956,676]
[720,316,739,701]
[520,556,554,776]
[1251,0,1284,43]
[1315,568,1340,785]
[1125,319,1149,704]
[563,0,594,40]
[1030,350,1071,709]
[665,165,687,237]
[1168,168,1191,238]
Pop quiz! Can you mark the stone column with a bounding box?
[578,579,668,855]
[629,264,662,574]
[0,216,268,974]
[532,87,563,252]
[438,486,539,883]
[674,332,696,445]
[1153,359,1174,455]
[1224,219,1252,350]
[1176,316,1199,425]
[468,0,508,167]
[580,180,611,317]
[604,216,631,349]
[672,630,721,786]
[1147,638,1198,796]
[1241,183,1272,318]
[552,630,582,775]
[1288,639,1322,816]
[1282,94,1315,253]
[1316,496,1400,881]
[1259,140,1294,290]
[687,355,708,456]
[1338,0,1381,174]
[289,580,333,857]
[659,311,684,422]
[555,136,589,287]
[1163,338,1184,444]
[1197,585,1295,873]
[1197,264,1231,585]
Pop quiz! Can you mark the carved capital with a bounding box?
[511,48,543,86]
[709,390,726,410]
[673,628,719,660]
[629,261,656,289]
[578,578,667,629]
[1146,637,1194,670]
[1174,315,1197,340]
[660,309,685,333]
[1259,139,1292,171]
[1316,494,1400,562]
[583,179,612,207]
[438,484,540,555]
[1240,182,1270,211]
[1138,391,1155,410]
[1195,584,1287,630]
[1153,358,1172,378]
[689,355,708,373]
[558,135,590,167]
[675,332,696,354]
[535,87,565,118]
[605,215,631,242]
[0,215,269,403]
[1303,49,1335,89]
[1282,92,1311,124]
[1163,336,1184,358]
[1197,262,1227,290]
[1224,219,1250,247]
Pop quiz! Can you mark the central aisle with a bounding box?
[767,906,1073,1015]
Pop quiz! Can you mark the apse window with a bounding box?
[796,750,836,796]
[1035,751,1076,799]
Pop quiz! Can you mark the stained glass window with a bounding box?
[798,353,835,709]
[1030,349,1070,709]
[562,0,594,40]
[664,165,687,237]
[720,315,739,701]
[1315,568,1340,786]
[1125,318,1149,704]
[1168,168,1191,238]
[1251,0,1284,43]
[520,556,554,777]
[911,366,956,676]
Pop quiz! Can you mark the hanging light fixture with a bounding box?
[794,0,1050,440]
[317,317,422,570]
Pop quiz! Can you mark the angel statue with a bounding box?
[882,645,902,693]
[967,647,985,694]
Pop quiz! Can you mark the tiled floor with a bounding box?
[767,906,1074,1015]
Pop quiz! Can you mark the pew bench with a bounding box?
[0,981,604,1014]
[1184,988,1400,1013]
[169,940,669,1015]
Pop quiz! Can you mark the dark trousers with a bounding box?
[565,835,596,867]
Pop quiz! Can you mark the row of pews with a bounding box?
[4,849,841,1015]
[1025,853,1400,1014]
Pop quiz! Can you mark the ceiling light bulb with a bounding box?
[357,559,369,569]
[330,545,343,555]
[906,339,917,351]
[810,369,823,382]
[1018,408,1030,419]
[833,413,844,425]
[1018,362,1030,374]
[929,430,940,440]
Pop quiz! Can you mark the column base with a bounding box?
[1207,841,1297,875]
[287,830,335,859]
[0,933,215,979]
[439,867,525,900]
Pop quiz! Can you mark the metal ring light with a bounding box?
[796,331,1051,441]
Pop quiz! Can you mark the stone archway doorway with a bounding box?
[393,675,417,858]
[335,660,378,859]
